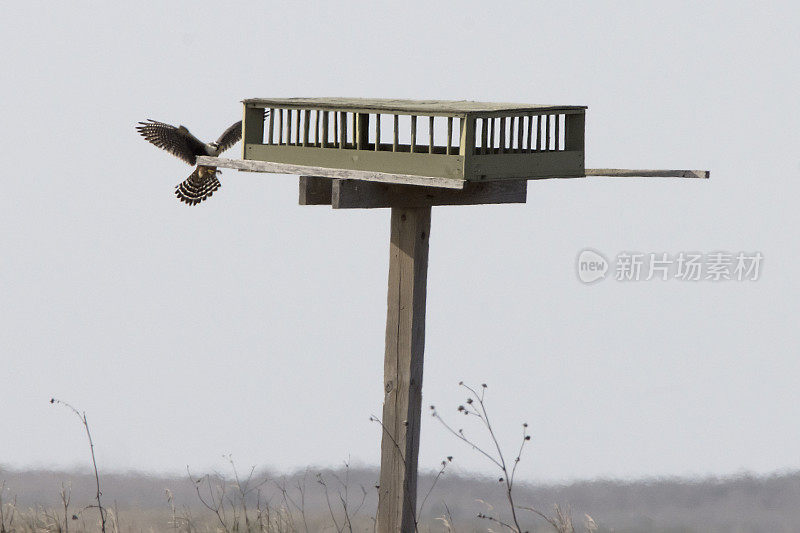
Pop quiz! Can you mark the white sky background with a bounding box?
[1,1,798,483]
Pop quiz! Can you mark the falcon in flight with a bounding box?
[136,118,245,205]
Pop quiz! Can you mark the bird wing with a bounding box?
[136,119,207,165]
[215,120,243,153]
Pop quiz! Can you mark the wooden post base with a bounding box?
[376,207,431,532]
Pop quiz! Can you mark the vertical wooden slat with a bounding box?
[509,117,516,152]
[376,206,431,533]
[446,117,453,155]
[375,114,381,151]
[334,112,339,147]
[428,116,435,154]
[481,118,488,155]
[315,110,320,147]
[357,113,369,150]
[499,117,506,153]
[291,109,296,146]
[393,115,399,152]
[459,115,475,156]
[322,111,329,148]
[410,115,417,153]
[303,110,310,147]
[339,111,346,149]
[526,115,533,153]
[516,116,524,153]
[554,114,560,150]
[351,113,357,147]
[295,110,301,146]
[267,108,274,145]
[488,118,495,154]
[536,115,542,151]
[545,114,551,151]
[278,109,284,145]
[286,109,293,145]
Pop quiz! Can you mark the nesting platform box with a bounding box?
[241,98,586,187]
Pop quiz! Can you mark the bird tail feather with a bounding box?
[175,166,221,206]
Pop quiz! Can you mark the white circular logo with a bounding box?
[577,249,608,283]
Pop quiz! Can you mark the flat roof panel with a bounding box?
[243,97,586,115]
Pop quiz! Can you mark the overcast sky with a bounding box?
[1,1,798,483]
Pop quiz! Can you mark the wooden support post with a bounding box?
[377,206,431,533]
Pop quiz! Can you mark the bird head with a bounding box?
[207,141,221,154]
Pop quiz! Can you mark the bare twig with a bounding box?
[430,382,531,532]
[317,473,343,532]
[50,398,107,533]
[417,457,452,522]
[60,481,71,533]
[187,467,229,532]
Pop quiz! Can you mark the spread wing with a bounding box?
[215,120,243,153]
[136,119,206,165]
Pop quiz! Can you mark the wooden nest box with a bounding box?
[240,97,587,188]
[195,96,709,532]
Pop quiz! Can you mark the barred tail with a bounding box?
[175,165,221,206]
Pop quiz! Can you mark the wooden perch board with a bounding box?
[585,169,710,179]
[196,156,466,189]
[201,157,709,192]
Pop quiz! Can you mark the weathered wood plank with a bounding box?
[331,179,527,209]
[298,176,333,205]
[197,156,466,189]
[564,112,584,152]
[242,107,264,158]
[585,169,710,179]
[466,151,585,180]
[244,97,587,116]
[244,144,465,181]
[376,206,430,533]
